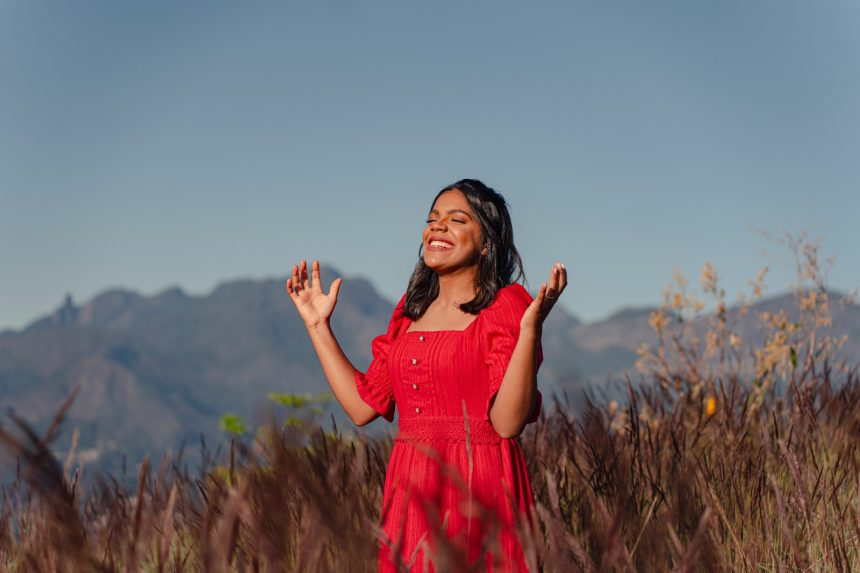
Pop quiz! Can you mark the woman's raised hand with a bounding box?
[521,262,568,332]
[285,259,343,329]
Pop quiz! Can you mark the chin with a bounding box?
[423,256,477,276]
[422,257,444,273]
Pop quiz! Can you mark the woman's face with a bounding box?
[422,189,485,275]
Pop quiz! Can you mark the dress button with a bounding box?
[410,358,418,365]
[412,383,418,390]
[415,407,421,414]
[418,335,426,342]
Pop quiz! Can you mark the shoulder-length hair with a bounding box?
[403,179,525,320]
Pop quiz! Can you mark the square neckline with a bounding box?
[403,311,481,335]
[398,282,522,335]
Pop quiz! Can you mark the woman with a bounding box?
[285,179,567,572]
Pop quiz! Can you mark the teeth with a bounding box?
[430,240,452,248]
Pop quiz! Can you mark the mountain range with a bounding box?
[1,268,857,478]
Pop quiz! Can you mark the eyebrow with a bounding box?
[429,208,473,218]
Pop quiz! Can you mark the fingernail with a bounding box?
[561,263,566,270]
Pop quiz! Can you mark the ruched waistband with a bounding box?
[396,416,502,445]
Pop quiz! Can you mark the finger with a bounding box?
[545,277,561,307]
[300,259,310,290]
[558,264,568,295]
[546,263,561,298]
[329,277,342,301]
[312,259,322,293]
[534,282,547,307]
[289,265,301,295]
[285,277,299,300]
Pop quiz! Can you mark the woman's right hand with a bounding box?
[285,259,342,329]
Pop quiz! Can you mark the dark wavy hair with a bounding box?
[403,179,525,320]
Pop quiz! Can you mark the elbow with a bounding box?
[350,412,375,427]
[489,411,525,439]
[495,425,525,439]
[349,403,380,427]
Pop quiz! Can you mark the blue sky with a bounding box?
[2,0,858,330]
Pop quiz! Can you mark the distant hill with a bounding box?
[1,271,857,479]
[0,267,395,478]
[547,291,860,391]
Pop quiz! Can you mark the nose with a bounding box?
[430,218,447,232]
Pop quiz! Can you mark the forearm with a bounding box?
[488,326,540,438]
[305,322,379,425]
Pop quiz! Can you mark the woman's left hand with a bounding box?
[521,262,568,332]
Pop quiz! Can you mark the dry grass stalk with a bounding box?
[1,234,858,571]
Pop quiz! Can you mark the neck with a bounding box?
[436,267,477,307]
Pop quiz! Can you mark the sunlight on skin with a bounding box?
[284,188,567,436]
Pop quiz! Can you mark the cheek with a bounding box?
[471,229,483,249]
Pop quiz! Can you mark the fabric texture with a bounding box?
[354,283,543,572]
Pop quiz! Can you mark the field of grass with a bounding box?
[2,234,858,572]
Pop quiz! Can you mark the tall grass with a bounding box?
[1,233,858,571]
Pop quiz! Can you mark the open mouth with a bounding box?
[428,240,453,249]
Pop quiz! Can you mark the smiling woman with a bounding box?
[285,179,567,572]
[404,182,522,322]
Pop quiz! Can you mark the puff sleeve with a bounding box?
[354,295,406,423]
[483,284,543,424]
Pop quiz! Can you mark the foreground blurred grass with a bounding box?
[2,233,858,572]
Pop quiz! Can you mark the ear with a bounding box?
[481,246,488,256]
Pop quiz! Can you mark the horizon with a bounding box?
[7,266,854,336]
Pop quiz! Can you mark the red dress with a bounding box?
[355,283,543,572]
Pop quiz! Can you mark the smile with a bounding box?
[428,240,453,249]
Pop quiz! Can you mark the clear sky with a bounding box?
[2,1,858,330]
